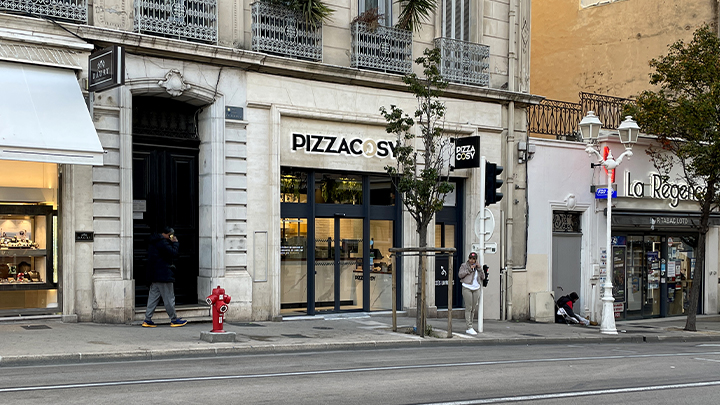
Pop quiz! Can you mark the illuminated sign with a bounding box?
[291,133,396,158]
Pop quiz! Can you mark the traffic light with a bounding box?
[484,161,503,206]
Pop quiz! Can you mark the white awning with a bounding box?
[0,61,104,165]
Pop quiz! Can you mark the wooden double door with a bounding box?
[132,137,199,307]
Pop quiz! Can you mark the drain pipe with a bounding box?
[502,0,519,321]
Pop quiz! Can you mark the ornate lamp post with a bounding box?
[579,112,640,334]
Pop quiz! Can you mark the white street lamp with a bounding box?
[580,112,639,335]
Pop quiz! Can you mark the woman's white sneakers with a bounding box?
[466,328,478,335]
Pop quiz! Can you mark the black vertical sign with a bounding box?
[454,136,481,169]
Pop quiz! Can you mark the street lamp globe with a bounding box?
[617,116,640,148]
[579,111,602,144]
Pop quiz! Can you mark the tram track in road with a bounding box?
[2,348,720,394]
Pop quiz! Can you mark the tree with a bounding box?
[397,0,437,32]
[626,25,720,331]
[381,48,454,335]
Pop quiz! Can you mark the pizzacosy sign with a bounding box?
[292,133,397,159]
[624,171,706,208]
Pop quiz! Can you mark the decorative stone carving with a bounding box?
[158,69,191,97]
[565,194,577,210]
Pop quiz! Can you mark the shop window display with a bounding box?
[0,205,56,312]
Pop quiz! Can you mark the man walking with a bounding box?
[142,226,188,327]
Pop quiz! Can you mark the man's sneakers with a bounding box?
[142,318,188,327]
[466,328,478,335]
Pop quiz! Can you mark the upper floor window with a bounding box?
[359,0,393,26]
[134,0,218,44]
[443,0,470,41]
[0,0,88,24]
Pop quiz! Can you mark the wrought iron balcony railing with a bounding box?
[351,21,412,75]
[527,99,583,139]
[0,0,87,23]
[579,92,633,131]
[134,0,218,44]
[251,1,322,62]
[528,92,634,140]
[433,37,489,87]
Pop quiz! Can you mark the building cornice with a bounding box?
[0,13,544,106]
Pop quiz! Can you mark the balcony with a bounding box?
[251,1,322,62]
[351,21,412,75]
[433,37,489,87]
[0,0,87,24]
[528,92,633,140]
[134,0,218,44]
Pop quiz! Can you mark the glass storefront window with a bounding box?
[667,236,695,316]
[369,220,393,310]
[315,173,362,204]
[281,170,308,203]
[280,218,308,314]
[369,176,395,205]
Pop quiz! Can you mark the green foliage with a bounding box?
[265,0,335,28]
[381,48,454,240]
[625,25,720,217]
[396,0,437,32]
[625,25,720,331]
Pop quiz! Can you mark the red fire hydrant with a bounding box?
[206,286,231,333]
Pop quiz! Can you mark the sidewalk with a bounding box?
[1,313,719,367]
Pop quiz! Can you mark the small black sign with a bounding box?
[88,46,125,93]
[454,136,481,169]
[226,106,244,120]
[75,232,94,242]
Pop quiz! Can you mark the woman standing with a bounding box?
[458,252,485,335]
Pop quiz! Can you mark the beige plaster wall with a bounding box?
[531,0,717,102]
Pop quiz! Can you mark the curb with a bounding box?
[2,332,720,367]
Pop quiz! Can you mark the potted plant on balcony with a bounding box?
[265,0,334,28]
[397,0,436,32]
[352,7,384,32]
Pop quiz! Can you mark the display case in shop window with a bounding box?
[0,205,55,289]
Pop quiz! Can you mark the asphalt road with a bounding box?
[2,342,720,404]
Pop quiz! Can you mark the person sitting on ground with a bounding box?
[556,292,590,326]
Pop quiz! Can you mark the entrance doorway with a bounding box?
[132,97,200,307]
[551,211,582,301]
[314,217,363,312]
[280,169,400,315]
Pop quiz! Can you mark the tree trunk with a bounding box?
[416,224,428,336]
[684,181,715,331]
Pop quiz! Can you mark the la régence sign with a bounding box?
[624,171,706,208]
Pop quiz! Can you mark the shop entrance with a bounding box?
[314,217,364,312]
[280,169,400,315]
[435,181,463,309]
[619,234,698,319]
[132,97,200,307]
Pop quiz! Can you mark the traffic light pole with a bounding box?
[477,157,487,333]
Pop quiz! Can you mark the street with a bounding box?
[1,341,719,404]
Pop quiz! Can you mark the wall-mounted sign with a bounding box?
[225,106,244,120]
[453,136,480,169]
[88,45,125,93]
[291,133,396,159]
[75,231,94,242]
[595,187,617,199]
[624,171,706,207]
